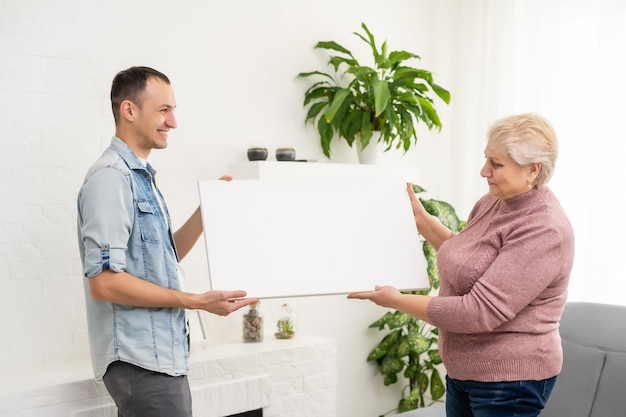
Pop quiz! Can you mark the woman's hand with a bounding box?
[406,182,453,250]
[348,285,434,325]
[406,182,429,222]
[347,285,402,309]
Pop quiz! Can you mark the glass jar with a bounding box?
[274,303,298,339]
[242,301,263,342]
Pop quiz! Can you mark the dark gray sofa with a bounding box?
[398,301,626,416]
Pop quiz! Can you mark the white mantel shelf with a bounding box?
[0,335,336,417]
[229,161,421,181]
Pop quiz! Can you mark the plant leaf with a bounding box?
[403,359,419,380]
[304,101,328,123]
[329,55,359,71]
[342,110,363,140]
[302,84,332,106]
[315,40,353,57]
[407,329,432,356]
[416,96,442,130]
[423,241,440,290]
[367,328,402,361]
[417,371,429,397]
[386,311,413,329]
[372,77,391,117]
[399,387,420,411]
[357,22,380,62]
[381,355,405,375]
[431,82,451,104]
[389,50,420,66]
[383,373,398,386]
[378,41,390,69]
[428,348,442,365]
[421,198,461,232]
[324,88,352,123]
[359,112,373,148]
[395,336,411,358]
[296,70,335,81]
[369,311,394,329]
[317,117,334,158]
[398,397,417,413]
[393,67,432,82]
[430,368,446,401]
[367,344,389,362]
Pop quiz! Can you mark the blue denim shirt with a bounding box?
[77,136,189,378]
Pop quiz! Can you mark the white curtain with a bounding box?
[444,0,626,305]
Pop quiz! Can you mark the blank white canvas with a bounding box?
[198,178,429,298]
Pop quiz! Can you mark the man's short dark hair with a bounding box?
[110,66,170,125]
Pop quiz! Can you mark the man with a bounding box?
[77,66,256,416]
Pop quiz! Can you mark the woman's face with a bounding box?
[480,146,537,200]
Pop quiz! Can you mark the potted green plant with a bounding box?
[296,22,451,159]
[274,303,297,339]
[367,185,465,416]
[275,317,296,339]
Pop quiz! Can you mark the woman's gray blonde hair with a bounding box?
[487,113,558,187]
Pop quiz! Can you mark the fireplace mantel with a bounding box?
[0,335,336,417]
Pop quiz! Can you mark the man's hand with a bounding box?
[192,290,259,316]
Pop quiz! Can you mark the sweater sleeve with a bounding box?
[427,219,569,334]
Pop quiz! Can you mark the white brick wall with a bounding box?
[0,336,336,417]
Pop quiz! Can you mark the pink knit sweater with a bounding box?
[427,186,574,382]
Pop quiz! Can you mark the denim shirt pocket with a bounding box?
[136,201,162,243]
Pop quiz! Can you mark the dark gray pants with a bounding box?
[103,361,193,417]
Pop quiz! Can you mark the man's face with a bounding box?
[129,77,177,158]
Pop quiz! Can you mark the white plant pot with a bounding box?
[328,136,359,164]
[357,131,385,164]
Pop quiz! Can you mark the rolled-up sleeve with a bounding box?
[78,167,133,277]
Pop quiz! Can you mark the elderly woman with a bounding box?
[349,113,575,417]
